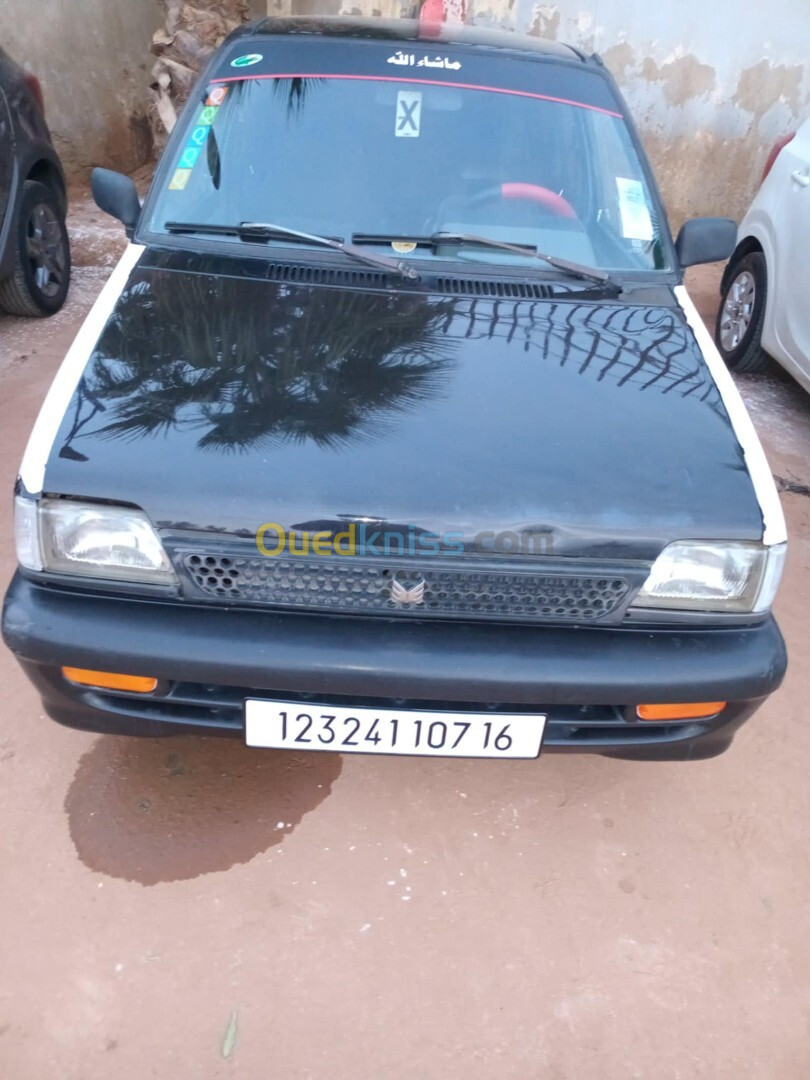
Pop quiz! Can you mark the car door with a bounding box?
[0,84,14,238]
[772,119,810,373]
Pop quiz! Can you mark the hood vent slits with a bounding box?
[261,261,556,300]
[435,277,555,299]
[264,263,390,288]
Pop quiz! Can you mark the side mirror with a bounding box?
[91,168,141,236]
[675,217,737,268]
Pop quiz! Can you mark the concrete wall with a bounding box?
[285,0,810,227]
[1,0,164,173]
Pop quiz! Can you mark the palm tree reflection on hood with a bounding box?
[70,274,457,455]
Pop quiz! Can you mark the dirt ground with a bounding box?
[1,197,810,1079]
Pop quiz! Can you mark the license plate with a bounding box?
[245,701,545,759]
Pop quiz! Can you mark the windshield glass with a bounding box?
[146,39,670,272]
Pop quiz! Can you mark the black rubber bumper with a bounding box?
[2,573,788,759]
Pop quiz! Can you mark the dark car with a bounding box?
[2,17,788,761]
[0,46,70,316]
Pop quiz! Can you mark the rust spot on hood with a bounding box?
[65,736,342,885]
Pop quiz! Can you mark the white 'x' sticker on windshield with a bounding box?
[395,91,422,138]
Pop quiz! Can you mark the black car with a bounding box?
[2,17,788,760]
[0,46,70,316]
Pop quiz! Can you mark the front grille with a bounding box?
[179,551,637,625]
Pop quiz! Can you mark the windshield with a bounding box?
[146,40,670,273]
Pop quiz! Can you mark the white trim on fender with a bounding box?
[18,243,145,496]
[675,284,787,547]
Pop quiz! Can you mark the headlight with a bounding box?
[633,540,785,614]
[15,496,176,585]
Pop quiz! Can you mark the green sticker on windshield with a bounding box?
[231,53,262,68]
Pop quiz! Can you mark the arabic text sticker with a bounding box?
[169,168,192,191]
[395,90,422,138]
[615,177,654,242]
[206,86,229,107]
[387,52,462,71]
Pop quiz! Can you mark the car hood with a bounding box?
[42,250,764,560]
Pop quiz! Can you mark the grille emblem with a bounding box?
[390,577,426,606]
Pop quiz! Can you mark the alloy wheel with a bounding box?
[719,270,756,352]
[25,201,67,299]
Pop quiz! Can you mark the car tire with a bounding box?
[0,180,71,317]
[715,251,770,373]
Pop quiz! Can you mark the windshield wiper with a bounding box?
[352,231,621,292]
[164,221,420,281]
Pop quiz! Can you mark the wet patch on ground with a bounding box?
[65,736,342,885]
[66,183,128,269]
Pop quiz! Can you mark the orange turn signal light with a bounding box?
[62,667,157,693]
[637,702,726,721]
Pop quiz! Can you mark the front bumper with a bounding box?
[3,573,787,760]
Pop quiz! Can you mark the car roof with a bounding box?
[240,15,588,64]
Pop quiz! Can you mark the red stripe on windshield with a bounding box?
[210,72,624,118]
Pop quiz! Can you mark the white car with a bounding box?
[716,118,810,388]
